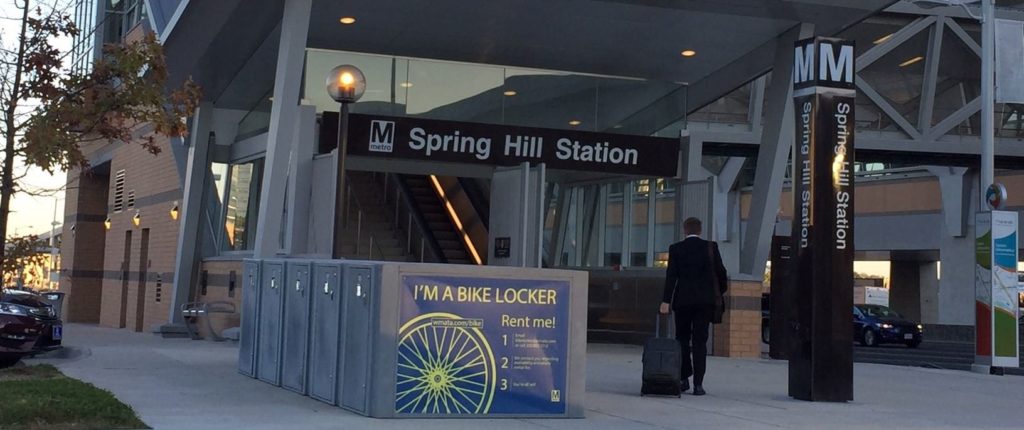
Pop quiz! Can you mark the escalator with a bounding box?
[400,175,488,265]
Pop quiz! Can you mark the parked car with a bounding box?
[853,304,922,348]
[0,289,62,368]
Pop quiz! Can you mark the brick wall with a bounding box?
[83,136,183,331]
[713,280,762,358]
[59,170,109,323]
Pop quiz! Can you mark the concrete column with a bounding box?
[489,165,545,268]
[927,166,970,237]
[937,170,980,326]
[739,23,815,276]
[919,261,940,324]
[253,0,312,257]
[712,157,745,276]
[167,102,214,325]
[284,105,317,254]
[890,261,922,322]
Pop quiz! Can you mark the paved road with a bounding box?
[28,324,1024,429]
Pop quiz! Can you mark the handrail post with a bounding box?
[356,210,362,257]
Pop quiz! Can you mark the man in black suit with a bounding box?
[659,217,727,396]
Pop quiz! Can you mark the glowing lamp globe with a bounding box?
[325,65,366,103]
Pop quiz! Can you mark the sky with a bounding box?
[1,2,71,238]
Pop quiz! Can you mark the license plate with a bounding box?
[903,333,913,340]
[52,325,62,340]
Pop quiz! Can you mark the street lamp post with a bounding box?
[980,0,995,203]
[325,65,366,260]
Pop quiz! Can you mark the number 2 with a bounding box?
[501,357,509,369]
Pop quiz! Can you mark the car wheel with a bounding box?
[861,329,878,347]
[905,339,921,349]
[0,354,20,369]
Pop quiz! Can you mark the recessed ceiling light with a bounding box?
[873,33,893,45]
[504,90,517,96]
[568,120,582,126]
[899,56,924,67]
[681,50,697,57]
[400,82,413,88]
[339,16,356,25]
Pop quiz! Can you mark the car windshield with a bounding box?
[860,305,901,319]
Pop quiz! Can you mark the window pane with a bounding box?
[604,183,623,267]
[224,160,263,251]
[653,179,675,267]
[629,180,649,266]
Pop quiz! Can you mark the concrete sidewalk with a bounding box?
[27,324,1024,429]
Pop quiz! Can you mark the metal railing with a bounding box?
[381,173,446,263]
[342,175,388,261]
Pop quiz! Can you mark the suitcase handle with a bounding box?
[655,313,674,338]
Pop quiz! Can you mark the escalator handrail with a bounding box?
[456,177,489,230]
[389,173,447,263]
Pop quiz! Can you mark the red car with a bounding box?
[0,289,62,368]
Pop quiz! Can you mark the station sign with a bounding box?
[328,113,680,177]
[788,36,856,402]
[396,275,570,415]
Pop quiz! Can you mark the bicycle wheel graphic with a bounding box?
[395,312,496,414]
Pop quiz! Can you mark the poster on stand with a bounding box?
[976,211,1019,368]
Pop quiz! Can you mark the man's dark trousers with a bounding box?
[674,304,713,386]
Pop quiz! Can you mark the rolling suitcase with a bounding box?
[641,313,682,397]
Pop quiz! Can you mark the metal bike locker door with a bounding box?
[281,261,312,394]
[339,263,378,415]
[257,260,285,386]
[238,259,261,377]
[309,262,343,405]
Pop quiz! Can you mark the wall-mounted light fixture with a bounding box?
[104,217,112,230]
[132,210,141,227]
[170,201,179,221]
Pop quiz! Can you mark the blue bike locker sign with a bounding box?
[395,275,570,415]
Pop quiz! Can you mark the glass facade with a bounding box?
[222,159,264,252]
[71,0,99,73]
[548,178,680,269]
[302,49,685,135]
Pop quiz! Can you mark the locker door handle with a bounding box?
[270,277,277,289]
[323,281,333,298]
[295,279,302,293]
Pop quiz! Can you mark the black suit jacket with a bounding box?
[662,237,728,308]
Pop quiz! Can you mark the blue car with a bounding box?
[853,304,923,348]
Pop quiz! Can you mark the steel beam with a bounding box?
[918,18,945,136]
[253,0,311,257]
[168,102,213,325]
[739,23,813,276]
[856,77,924,140]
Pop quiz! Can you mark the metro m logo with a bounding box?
[819,42,854,85]
[793,37,855,88]
[369,120,395,153]
[794,43,815,85]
